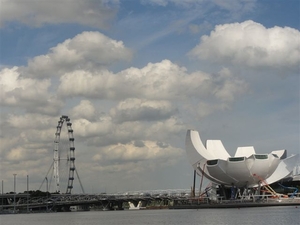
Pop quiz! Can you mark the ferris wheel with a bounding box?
[40,115,84,194]
[53,115,76,194]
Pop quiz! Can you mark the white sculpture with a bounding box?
[186,130,299,187]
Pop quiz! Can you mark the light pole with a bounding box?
[45,177,48,193]
[45,177,48,212]
[1,180,3,212]
[27,175,29,213]
[13,174,17,213]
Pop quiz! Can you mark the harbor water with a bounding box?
[1,206,299,225]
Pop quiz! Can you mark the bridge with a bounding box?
[0,189,198,213]
[2,188,300,213]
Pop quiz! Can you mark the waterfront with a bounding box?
[1,207,299,225]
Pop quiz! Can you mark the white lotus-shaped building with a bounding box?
[186,130,299,188]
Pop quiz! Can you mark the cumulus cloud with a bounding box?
[0,0,119,28]
[58,60,246,106]
[72,118,114,139]
[2,114,63,151]
[57,60,186,99]
[92,141,183,170]
[57,69,117,98]
[144,116,186,140]
[0,114,56,177]
[66,99,186,148]
[71,118,144,147]
[6,148,25,161]
[92,141,185,182]
[24,31,132,78]
[0,67,63,115]
[69,100,97,121]
[212,68,247,102]
[110,98,177,123]
[189,20,300,72]
[7,114,56,130]
[0,67,50,103]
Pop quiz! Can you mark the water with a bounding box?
[1,207,299,225]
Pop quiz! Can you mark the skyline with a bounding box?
[0,0,299,194]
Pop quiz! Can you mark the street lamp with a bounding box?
[27,175,29,213]
[1,180,3,211]
[13,174,17,213]
[45,177,48,193]
[45,177,48,212]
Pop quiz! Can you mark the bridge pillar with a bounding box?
[56,205,71,212]
[102,201,113,211]
[130,200,139,207]
[115,201,124,210]
[140,200,147,208]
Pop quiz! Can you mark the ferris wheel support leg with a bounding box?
[75,168,85,194]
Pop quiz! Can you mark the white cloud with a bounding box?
[194,101,229,118]
[69,100,96,121]
[6,148,24,161]
[212,68,247,102]
[110,98,177,123]
[0,67,63,115]
[92,141,183,172]
[0,0,119,28]
[58,60,246,106]
[0,114,55,177]
[144,116,186,140]
[0,67,49,102]
[7,114,56,130]
[0,136,21,159]
[25,31,132,78]
[189,20,300,72]
[66,99,186,148]
[57,69,117,98]
[72,118,114,139]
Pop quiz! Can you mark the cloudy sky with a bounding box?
[0,0,299,194]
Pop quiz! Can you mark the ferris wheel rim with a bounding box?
[53,115,76,194]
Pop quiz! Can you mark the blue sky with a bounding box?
[0,0,299,194]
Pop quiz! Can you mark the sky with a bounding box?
[0,0,299,194]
